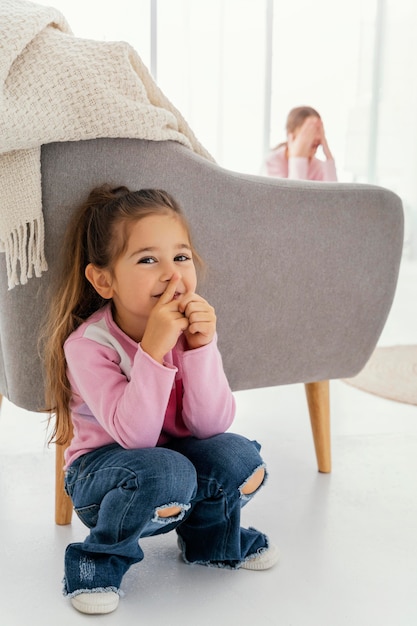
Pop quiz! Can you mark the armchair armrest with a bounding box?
[0,138,403,410]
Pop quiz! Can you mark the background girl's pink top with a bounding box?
[265,145,337,181]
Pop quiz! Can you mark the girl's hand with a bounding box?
[141,274,189,364]
[319,121,333,160]
[288,117,321,158]
[177,292,216,350]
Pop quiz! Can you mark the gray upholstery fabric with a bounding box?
[0,138,404,411]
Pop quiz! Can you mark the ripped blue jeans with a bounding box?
[63,433,268,597]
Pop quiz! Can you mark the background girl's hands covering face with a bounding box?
[288,116,321,159]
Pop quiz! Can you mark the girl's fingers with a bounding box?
[177,292,208,314]
[159,274,181,305]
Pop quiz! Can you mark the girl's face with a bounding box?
[292,115,322,159]
[107,212,197,342]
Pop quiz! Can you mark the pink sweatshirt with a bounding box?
[63,304,236,468]
[265,145,337,181]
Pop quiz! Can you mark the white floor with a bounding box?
[1,261,416,626]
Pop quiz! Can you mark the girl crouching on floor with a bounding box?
[43,184,278,615]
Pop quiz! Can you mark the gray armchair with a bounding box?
[0,138,404,524]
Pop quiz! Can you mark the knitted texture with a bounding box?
[0,0,212,288]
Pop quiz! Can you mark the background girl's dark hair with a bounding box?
[273,105,321,150]
[41,184,200,444]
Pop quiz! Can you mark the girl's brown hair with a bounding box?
[273,105,321,150]
[42,184,200,445]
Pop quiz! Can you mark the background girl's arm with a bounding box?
[322,159,338,181]
[319,121,338,180]
[265,147,288,177]
[287,156,309,179]
[287,117,318,180]
[319,119,333,161]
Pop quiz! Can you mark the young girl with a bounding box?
[43,184,278,615]
[265,105,337,181]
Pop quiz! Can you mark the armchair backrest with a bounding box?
[0,138,404,411]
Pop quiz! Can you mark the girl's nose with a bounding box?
[159,261,178,282]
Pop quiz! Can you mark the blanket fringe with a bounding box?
[4,218,48,289]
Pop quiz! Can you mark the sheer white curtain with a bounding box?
[372,0,417,258]
[156,0,268,173]
[46,0,151,63]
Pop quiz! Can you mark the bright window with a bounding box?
[37,0,417,257]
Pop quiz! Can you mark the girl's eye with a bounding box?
[175,254,191,262]
[138,257,156,264]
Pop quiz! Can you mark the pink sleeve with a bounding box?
[287,156,309,180]
[65,338,177,448]
[177,335,236,438]
[322,159,338,181]
[265,149,288,178]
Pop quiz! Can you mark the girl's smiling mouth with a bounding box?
[153,291,182,299]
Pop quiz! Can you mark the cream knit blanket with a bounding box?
[0,0,212,289]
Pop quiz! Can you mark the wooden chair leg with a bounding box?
[55,442,73,525]
[304,380,331,473]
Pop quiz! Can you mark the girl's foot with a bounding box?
[177,536,279,570]
[71,591,119,614]
[240,543,279,570]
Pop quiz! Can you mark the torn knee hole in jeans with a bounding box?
[153,501,191,524]
[239,464,267,502]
